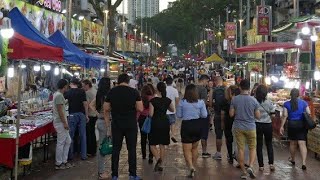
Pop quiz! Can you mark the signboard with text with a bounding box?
[256,6,272,36]
[225,22,237,40]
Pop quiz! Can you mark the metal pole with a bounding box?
[246,0,250,31]
[14,61,23,180]
[122,1,125,72]
[104,6,108,56]
[264,51,267,77]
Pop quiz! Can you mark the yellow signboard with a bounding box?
[315,33,320,69]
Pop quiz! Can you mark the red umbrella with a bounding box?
[235,42,298,54]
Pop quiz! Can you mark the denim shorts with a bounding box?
[167,114,176,125]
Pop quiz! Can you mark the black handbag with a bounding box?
[303,112,316,130]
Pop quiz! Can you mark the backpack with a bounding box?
[213,86,226,112]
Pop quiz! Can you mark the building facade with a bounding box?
[128,0,159,25]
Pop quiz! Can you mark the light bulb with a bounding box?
[302,26,310,35]
[0,28,14,39]
[54,67,60,76]
[306,82,310,90]
[19,64,26,69]
[74,72,80,76]
[8,66,14,78]
[265,76,271,85]
[43,65,51,71]
[311,35,318,42]
[62,68,66,73]
[295,38,302,46]
[315,71,320,81]
[33,65,41,72]
[100,68,106,72]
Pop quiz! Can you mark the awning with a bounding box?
[49,30,102,68]
[235,42,298,54]
[9,8,82,65]
[204,53,225,63]
[8,32,63,61]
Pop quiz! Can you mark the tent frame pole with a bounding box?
[14,60,23,180]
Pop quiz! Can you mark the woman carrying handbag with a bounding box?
[280,88,314,170]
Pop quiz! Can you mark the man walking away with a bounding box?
[211,77,227,160]
[82,79,97,156]
[65,78,89,161]
[53,79,72,170]
[166,76,180,143]
[229,79,260,179]
[196,75,210,158]
[104,73,143,180]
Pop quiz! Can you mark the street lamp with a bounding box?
[103,9,109,56]
[140,32,144,54]
[239,19,244,47]
[133,28,137,54]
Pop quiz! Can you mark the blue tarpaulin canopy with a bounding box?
[49,30,102,69]
[8,7,84,66]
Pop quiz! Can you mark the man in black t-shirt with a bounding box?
[105,73,143,180]
[64,78,89,160]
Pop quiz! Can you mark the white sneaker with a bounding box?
[212,152,222,160]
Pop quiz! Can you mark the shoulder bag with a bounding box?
[303,112,316,130]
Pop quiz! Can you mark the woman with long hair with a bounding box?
[137,85,154,163]
[149,82,174,172]
[280,88,312,170]
[255,85,276,171]
[89,77,111,179]
[222,85,240,164]
[177,84,207,178]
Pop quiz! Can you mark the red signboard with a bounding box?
[225,22,237,40]
[256,6,272,36]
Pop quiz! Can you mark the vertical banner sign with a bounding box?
[315,33,320,68]
[256,6,272,35]
[225,22,237,40]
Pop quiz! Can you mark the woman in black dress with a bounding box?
[149,82,174,172]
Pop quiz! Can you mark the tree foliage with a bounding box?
[145,0,240,51]
[88,0,123,53]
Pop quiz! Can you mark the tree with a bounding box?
[143,0,239,52]
[88,0,123,54]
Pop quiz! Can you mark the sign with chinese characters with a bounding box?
[225,22,236,40]
[38,0,62,12]
[256,5,272,36]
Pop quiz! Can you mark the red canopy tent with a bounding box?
[235,41,300,78]
[235,42,298,54]
[8,32,63,61]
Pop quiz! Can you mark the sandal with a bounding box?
[288,157,295,165]
[259,167,264,171]
[270,164,275,171]
[188,168,195,178]
[99,172,109,180]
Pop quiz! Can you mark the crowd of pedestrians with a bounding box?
[51,71,315,180]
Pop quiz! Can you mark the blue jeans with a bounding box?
[68,112,87,160]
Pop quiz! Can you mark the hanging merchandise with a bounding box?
[283,62,298,78]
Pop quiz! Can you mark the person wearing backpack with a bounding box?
[210,77,228,160]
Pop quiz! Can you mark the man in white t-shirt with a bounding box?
[165,76,179,143]
[128,74,138,89]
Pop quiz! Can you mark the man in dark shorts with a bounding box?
[104,73,143,180]
[210,77,227,160]
[196,74,211,158]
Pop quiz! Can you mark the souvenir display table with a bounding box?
[0,112,54,168]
